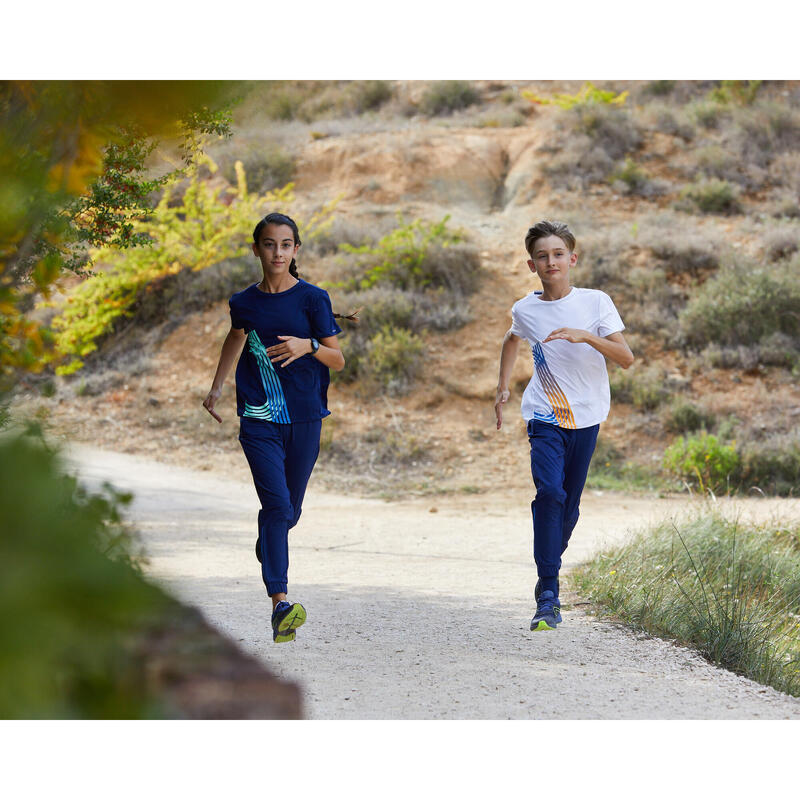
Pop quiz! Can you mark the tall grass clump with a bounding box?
[573,512,800,696]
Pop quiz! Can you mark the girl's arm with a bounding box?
[495,330,523,430]
[267,334,345,372]
[203,326,247,423]
[543,329,634,369]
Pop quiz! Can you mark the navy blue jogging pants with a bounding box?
[528,420,599,582]
[238,416,321,596]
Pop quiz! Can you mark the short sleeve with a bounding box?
[596,292,625,338]
[310,290,343,338]
[509,303,524,337]
[228,296,245,330]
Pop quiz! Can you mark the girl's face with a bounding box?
[252,223,299,275]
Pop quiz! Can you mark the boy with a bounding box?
[494,220,634,631]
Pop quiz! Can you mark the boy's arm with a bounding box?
[495,330,523,430]
[543,328,634,369]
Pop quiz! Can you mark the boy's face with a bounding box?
[527,234,577,285]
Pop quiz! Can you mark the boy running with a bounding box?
[494,221,634,631]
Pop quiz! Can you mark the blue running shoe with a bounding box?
[530,590,562,631]
[534,578,559,601]
[271,601,307,643]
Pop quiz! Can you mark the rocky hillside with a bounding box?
[18,80,800,497]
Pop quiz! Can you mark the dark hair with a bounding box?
[253,212,302,279]
[252,212,360,326]
[524,220,576,257]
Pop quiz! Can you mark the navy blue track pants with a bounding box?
[528,420,599,580]
[238,417,321,596]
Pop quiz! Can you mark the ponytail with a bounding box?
[253,212,359,325]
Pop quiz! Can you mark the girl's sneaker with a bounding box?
[530,590,562,631]
[271,601,307,643]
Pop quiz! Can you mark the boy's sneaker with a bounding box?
[271,601,307,643]
[534,578,559,601]
[530,590,562,631]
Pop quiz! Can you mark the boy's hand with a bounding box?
[494,387,510,430]
[543,327,589,344]
[267,335,312,367]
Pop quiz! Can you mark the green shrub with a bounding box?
[610,158,653,195]
[348,80,393,112]
[523,81,629,109]
[541,103,642,188]
[733,431,800,496]
[573,512,800,696]
[662,432,740,492]
[678,178,741,214]
[220,144,294,193]
[340,214,475,291]
[709,80,762,106]
[610,366,669,410]
[643,80,676,97]
[361,325,424,395]
[0,428,170,717]
[419,81,480,115]
[663,400,717,434]
[679,255,800,349]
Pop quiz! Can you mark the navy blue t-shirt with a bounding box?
[229,280,342,423]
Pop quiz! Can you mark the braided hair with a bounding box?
[252,212,359,324]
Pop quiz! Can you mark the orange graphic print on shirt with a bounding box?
[532,342,576,429]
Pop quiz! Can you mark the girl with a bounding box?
[203,212,345,643]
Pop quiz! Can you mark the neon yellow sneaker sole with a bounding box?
[272,603,307,643]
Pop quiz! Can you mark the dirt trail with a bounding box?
[67,445,800,720]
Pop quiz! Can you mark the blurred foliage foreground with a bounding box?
[0,429,301,719]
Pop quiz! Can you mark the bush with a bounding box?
[609,158,663,196]
[419,81,480,115]
[663,400,717,434]
[347,80,394,113]
[733,431,800,496]
[645,227,721,275]
[0,428,170,717]
[361,325,424,395]
[541,103,642,188]
[220,144,294,194]
[677,178,741,215]
[610,366,669,410]
[763,224,800,262]
[662,432,739,492]
[679,255,800,349]
[643,80,676,97]
[340,215,478,292]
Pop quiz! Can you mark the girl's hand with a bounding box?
[203,388,223,423]
[543,328,589,344]
[267,335,312,367]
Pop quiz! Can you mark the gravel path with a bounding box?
[67,445,800,719]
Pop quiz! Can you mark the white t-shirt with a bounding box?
[509,287,625,429]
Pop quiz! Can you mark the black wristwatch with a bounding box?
[309,337,320,354]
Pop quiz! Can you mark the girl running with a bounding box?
[203,212,344,643]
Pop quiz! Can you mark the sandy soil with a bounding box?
[66,444,800,720]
